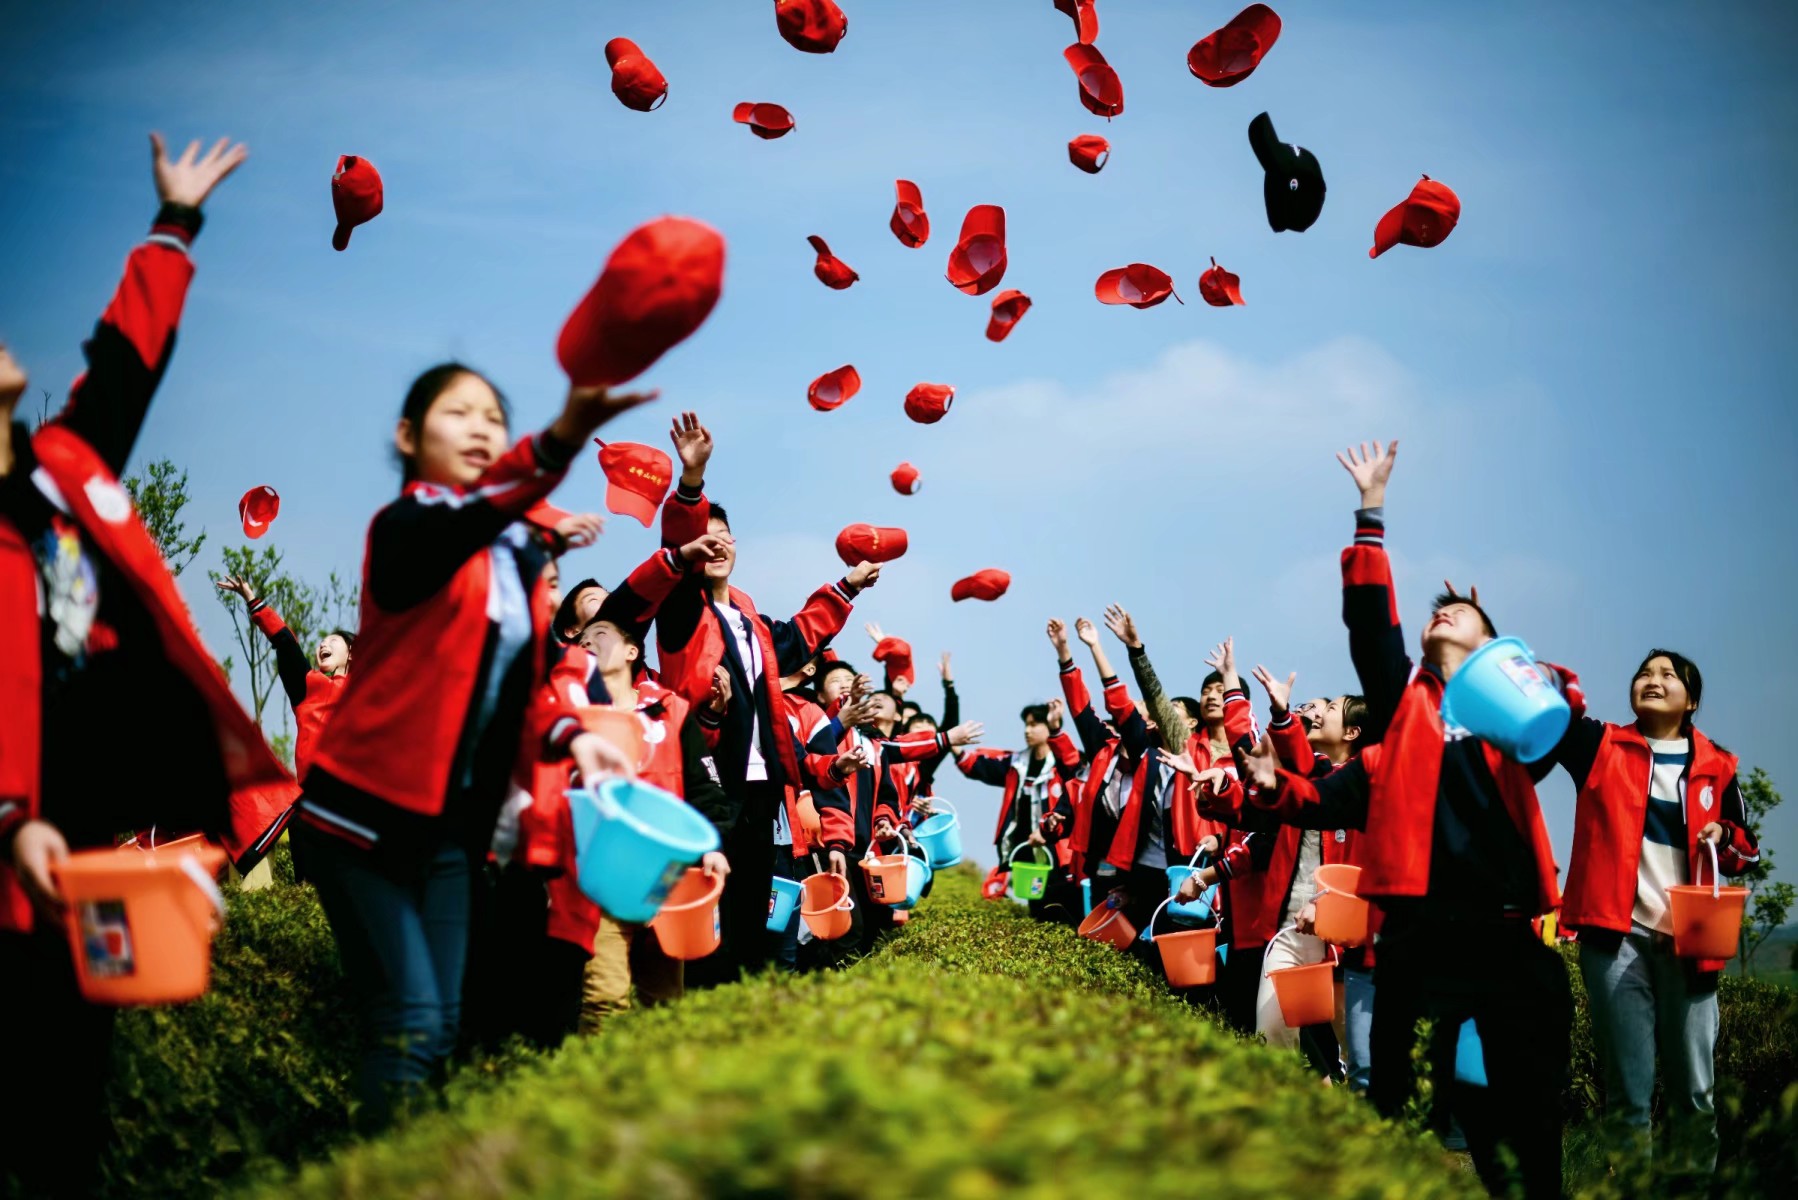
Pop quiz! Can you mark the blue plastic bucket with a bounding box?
[767,875,804,932]
[569,779,721,924]
[1440,636,1570,764]
[894,851,933,910]
[913,798,963,868]
[1454,1019,1488,1087]
[1165,866,1220,924]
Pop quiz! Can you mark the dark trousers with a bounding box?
[297,825,472,1133]
[688,781,778,989]
[1371,915,1573,1200]
[1219,942,1268,1035]
[0,927,116,1198]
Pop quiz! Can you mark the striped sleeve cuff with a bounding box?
[1353,506,1385,545]
[833,577,861,602]
[1267,712,1294,730]
[149,202,202,248]
[674,482,704,503]
[696,704,724,729]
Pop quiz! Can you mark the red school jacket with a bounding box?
[1107,689,1255,873]
[248,601,348,780]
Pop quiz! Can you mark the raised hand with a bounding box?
[837,692,879,728]
[939,651,953,683]
[1233,734,1280,792]
[554,384,659,446]
[555,512,606,550]
[864,621,886,644]
[1252,664,1296,718]
[1203,637,1239,690]
[669,411,713,484]
[1336,439,1399,508]
[832,745,870,778]
[850,673,874,702]
[1103,603,1141,649]
[845,561,882,590]
[1046,617,1070,657]
[150,132,248,209]
[946,720,984,747]
[1046,697,1065,733]
[1074,617,1101,648]
[1160,749,1201,782]
[214,575,256,605]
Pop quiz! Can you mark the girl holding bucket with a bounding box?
[1550,650,1758,1174]
[292,363,646,1130]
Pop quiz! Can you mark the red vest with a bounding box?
[249,603,347,779]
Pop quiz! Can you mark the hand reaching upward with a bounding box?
[150,132,248,209]
[1337,439,1399,509]
[670,411,713,486]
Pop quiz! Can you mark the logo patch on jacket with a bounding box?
[85,477,133,524]
[1700,784,1714,812]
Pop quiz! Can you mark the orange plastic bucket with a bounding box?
[1312,863,1368,946]
[1668,842,1749,960]
[52,843,227,1006]
[800,872,855,940]
[649,867,724,960]
[860,848,909,906]
[1146,897,1217,987]
[1269,958,1336,1028]
[578,706,650,773]
[1078,901,1136,950]
[1313,863,1360,895]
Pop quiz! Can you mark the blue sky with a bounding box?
[5,0,1797,878]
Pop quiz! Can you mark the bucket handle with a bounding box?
[179,855,227,934]
[1009,843,1052,868]
[1086,899,1125,935]
[1270,922,1340,966]
[1698,838,1720,898]
[920,796,958,819]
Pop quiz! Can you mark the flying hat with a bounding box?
[808,365,861,411]
[1063,44,1123,119]
[986,289,1032,342]
[890,462,921,494]
[1068,134,1110,174]
[1248,112,1325,233]
[557,215,726,387]
[733,102,795,138]
[604,37,668,111]
[872,636,916,689]
[330,155,383,252]
[1054,0,1099,45]
[1198,257,1245,306]
[1187,5,1282,87]
[835,524,909,566]
[951,569,1011,602]
[775,0,848,54]
[1095,264,1181,308]
[806,235,860,289]
[946,205,1007,295]
[904,383,954,424]
[238,486,279,539]
[890,179,929,248]
[595,440,673,527]
[1370,175,1461,258]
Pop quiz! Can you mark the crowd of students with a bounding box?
[0,138,1763,1200]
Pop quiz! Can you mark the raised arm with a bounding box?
[1107,604,1193,751]
[661,412,713,549]
[766,563,879,676]
[1253,663,1327,776]
[218,578,312,709]
[1335,441,1411,742]
[938,652,960,728]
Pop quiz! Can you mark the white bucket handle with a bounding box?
[179,854,227,934]
[1272,921,1340,965]
[1086,901,1125,935]
[1700,838,1720,897]
[922,796,958,819]
[1009,842,1052,867]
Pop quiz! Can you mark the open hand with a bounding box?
[945,721,984,748]
[1074,617,1101,648]
[864,621,886,644]
[1336,440,1399,508]
[555,384,659,445]
[1233,734,1280,792]
[832,745,870,778]
[555,512,606,550]
[1252,665,1295,718]
[1046,617,1069,654]
[1204,637,1239,689]
[151,132,248,209]
[1103,604,1140,649]
[669,412,713,482]
[214,575,257,605]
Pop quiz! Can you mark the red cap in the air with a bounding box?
[239,486,280,539]
[872,636,916,689]
[1187,5,1282,87]
[604,38,669,111]
[835,524,909,566]
[1068,134,1110,174]
[1198,257,1245,306]
[904,383,955,424]
[986,290,1033,342]
[1054,0,1099,45]
[806,235,860,289]
[595,441,674,527]
[557,215,726,387]
[1095,264,1182,308]
[891,179,929,248]
[890,462,921,494]
[331,155,383,252]
[808,365,861,412]
[1371,176,1461,258]
[733,102,795,139]
[946,205,1007,295]
[951,569,1011,602]
[1064,44,1124,119]
[775,0,848,54]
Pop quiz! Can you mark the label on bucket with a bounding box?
[768,890,778,919]
[1497,653,1547,696]
[870,875,887,902]
[647,861,686,911]
[78,900,136,978]
[1028,876,1046,899]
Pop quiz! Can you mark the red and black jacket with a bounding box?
[247,599,349,780]
[1058,660,1124,880]
[1,208,294,931]
[958,732,1079,866]
[835,726,957,854]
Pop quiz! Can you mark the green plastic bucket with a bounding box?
[1008,844,1053,901]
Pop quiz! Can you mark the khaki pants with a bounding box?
[1256,926,1347,1052]
[580,916,684,1035]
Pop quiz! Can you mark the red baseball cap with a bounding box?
[1198,257,1245,306]
[986,289,1032,342]
[891,179,929,248]
[946,205,1007,295]
[331,155,383,252]
[904,383,955,424]
[1054,0,1099,45]
[775,0,848,54]
[238,485,280,539]
[604,38,668,111]
[951,568,1011,602]
[835,524,909,566]
[1064,44,1123,119]
[557,215,726,387]
[872,636,916,689]
[1187,4,1282,87]
[890,462,921,494]
[1095,264,1182,308]
[808,364,861,411]
[1068,134,1110,174]
[595,440,673,527]
[733,102,795,139]
[1371,175,1461,258]
[806,235,860,289]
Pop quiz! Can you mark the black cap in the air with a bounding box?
[1248,112,1325,233]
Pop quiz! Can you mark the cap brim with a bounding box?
[605,483,661,528]
[332,224,351,251]
[1247,112,1283,170]
[1370,203,1407,258]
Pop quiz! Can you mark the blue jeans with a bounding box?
[1343,966,1375,1092]
[1578,929,1720,1173]
[300,827,472,1131]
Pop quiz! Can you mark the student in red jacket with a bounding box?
[1551,649,1757,1174]
[215,576,353,778]
[0,133,293,1195]
[958,699,1080,923]
[1054,617,1134,893]
[1233,440,1578,1200]
[293,360,645,1130]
